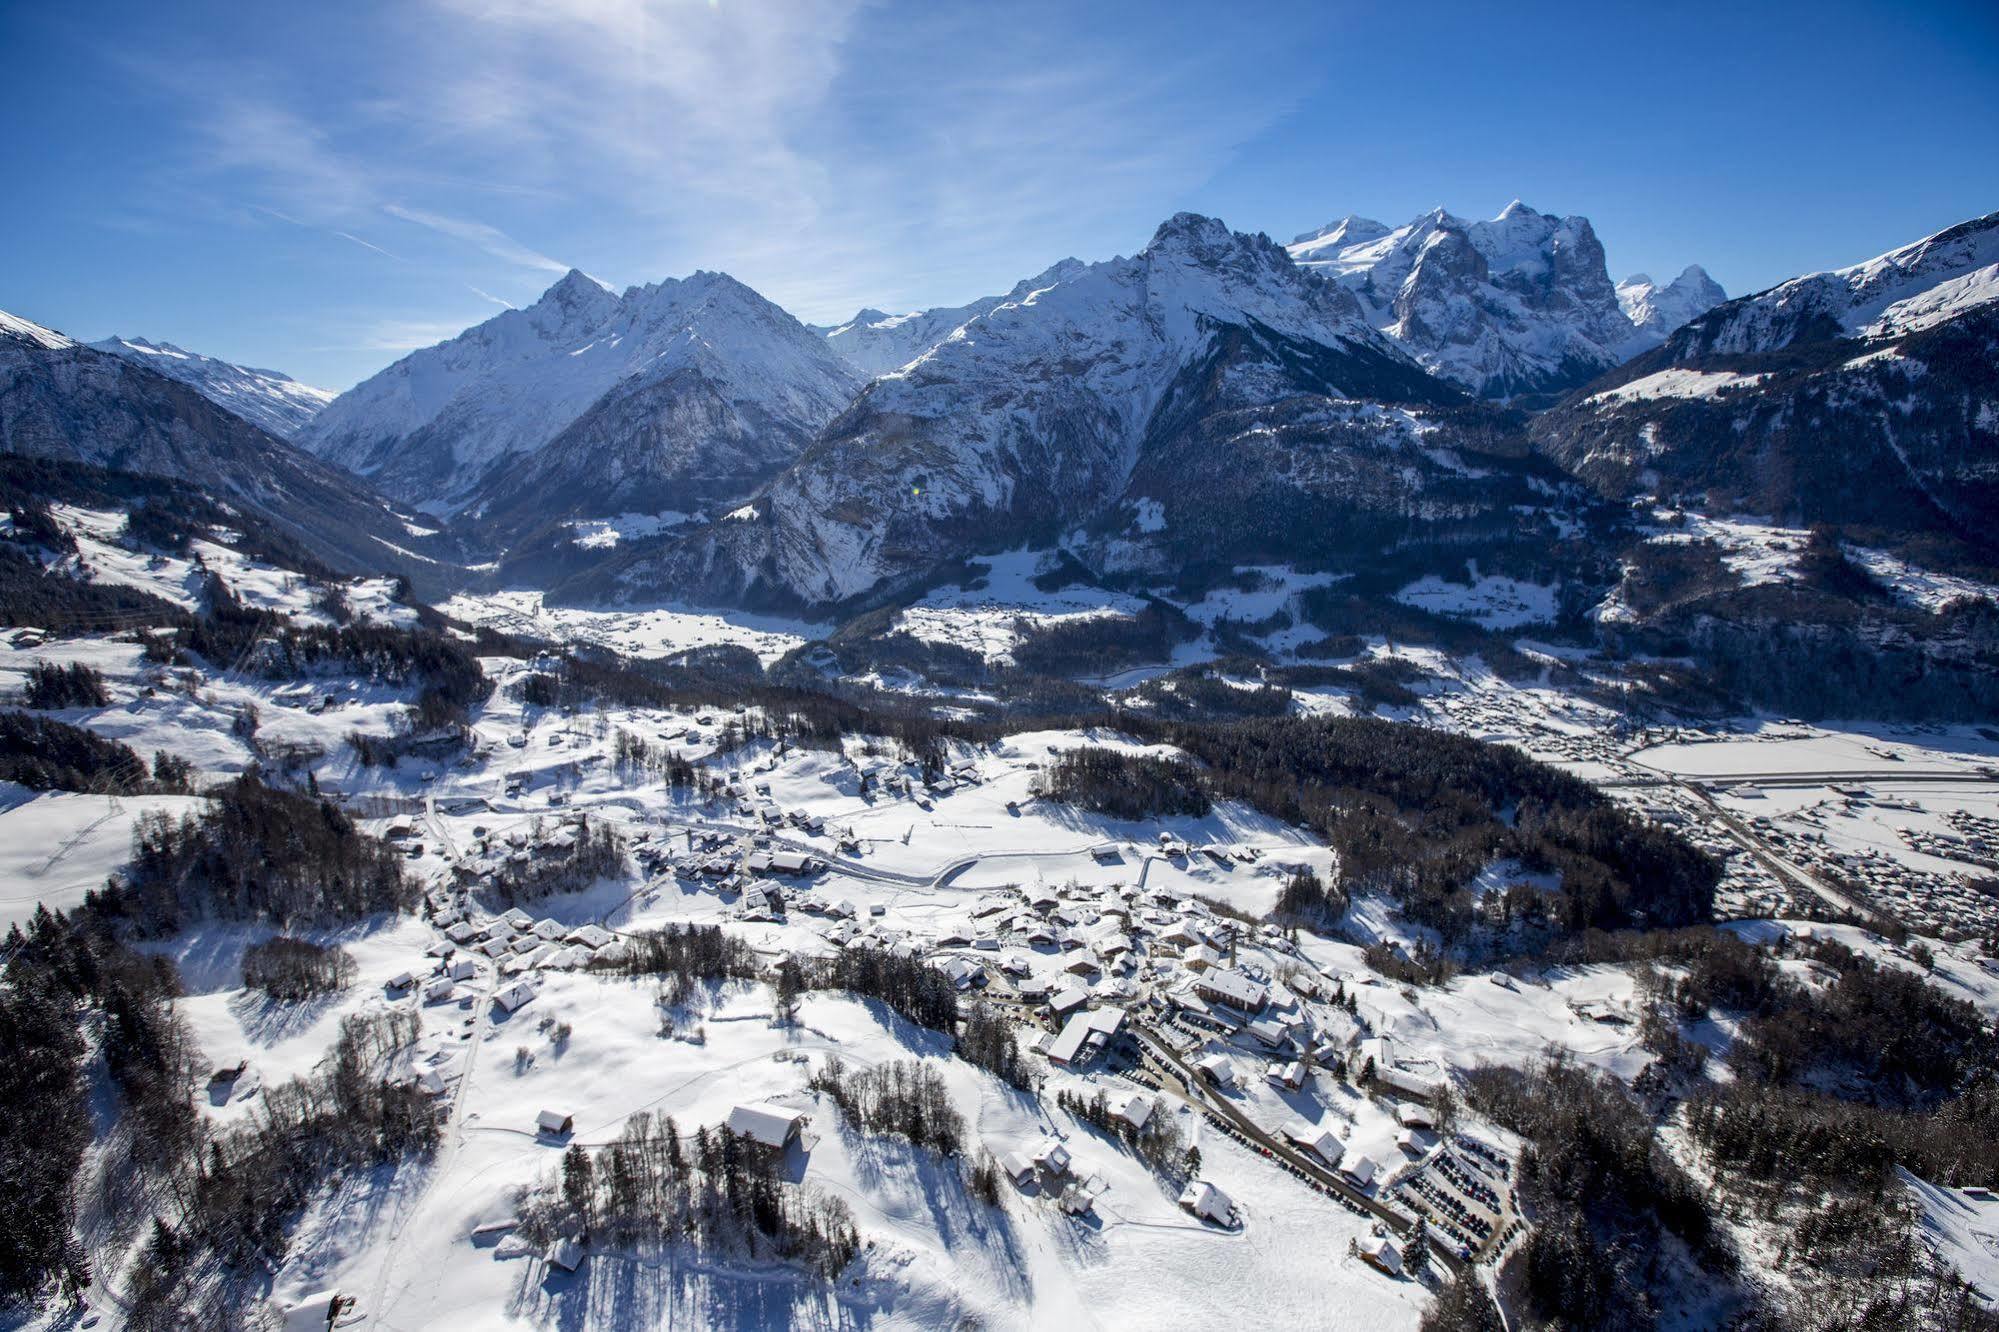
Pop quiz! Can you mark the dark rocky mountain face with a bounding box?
[0,325,452,585]
[1533,215,1999,565]
[583,215,1492,610]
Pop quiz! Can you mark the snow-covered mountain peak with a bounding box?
[1617,265,1728,348]
[523,267,622,333]
[0,307,76,350]
[1285,202,1713,397]
[1144,210,1244,259]
[302,263,860,515]
[1289,214,1392,253]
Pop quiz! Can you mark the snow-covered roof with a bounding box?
[1195,968,1268,1011]
[1046,1006,1124,1064]
[726,1102,804,1148]
[282,1292,340,1332]
[1179,1179,1233,1223]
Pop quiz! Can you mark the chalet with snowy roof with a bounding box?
[1266,1059,1306,1090]
[1355,1233,1402,1275]
[1179,1179,1234,1225]
[1375,1063,1446,1102]
[1111,1092,1154,1131]
[1287,1123,1344,1165]
[1032,1139,1072,1175]
[537,1109,573,1137]
[727,1103,807,1152]
[492,980,535,1014]
[1047,985,1090,1018]
[936,957,984,990]
[1194,1052,1236,1088]
[1193,968,1267,1013]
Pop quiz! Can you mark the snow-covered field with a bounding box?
[440,588,816,665]
[1393,568,1558,629]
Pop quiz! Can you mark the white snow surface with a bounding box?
[1286,200,1710,394]
[1584,368,1767,407]
[302,269,861,510]
[1687,210,1999,354]
[0,305,77,350]
[822,259,1088,378]
[89,335,335,439]
[1394,568,1559,629]
[440,588,812,665]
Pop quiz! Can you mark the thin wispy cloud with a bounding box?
[381,204,569,275]
[333,230,401,261]
[70,0,1323,381]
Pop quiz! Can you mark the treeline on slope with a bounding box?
[1601,531,1999,723]
[0,905,436,1316]
[1042,745,1210,820]
[1051,715,1717,950]
[91,774,418,933]
[593,921,761,985]
[1559,925,1999,1329]
[20,660,109,708]
[1660,929,1999,1187]
[240,936,357,1000]
[178,576,488,723]
[0,964,91,1306]
[1008,599,1197,678]
[802,945,962,1033]
[0,455,344,583]
[0,710,192,794]
[515,1111,860,1280]
[808,1056,963,1155]
[127,1009,440,1328]
[1463,1055,1727,1330]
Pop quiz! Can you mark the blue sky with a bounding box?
[2,0,1995,390]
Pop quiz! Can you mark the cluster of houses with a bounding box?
[1744,793,1998,937]
[427,904,625,984]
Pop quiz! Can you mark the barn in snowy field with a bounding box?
[726,1103,807,1152]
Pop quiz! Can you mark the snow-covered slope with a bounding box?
[1287,202,1719,398]
[89,336,334,440]
[1658,210,1999,356]
[1534,211,1999,556]
[0,307,75,351]
[0,307,446,580]
[1616,266,1727,349]
[631,213,1471,606]
[303,269,861,517]
[823,259,1088,378]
